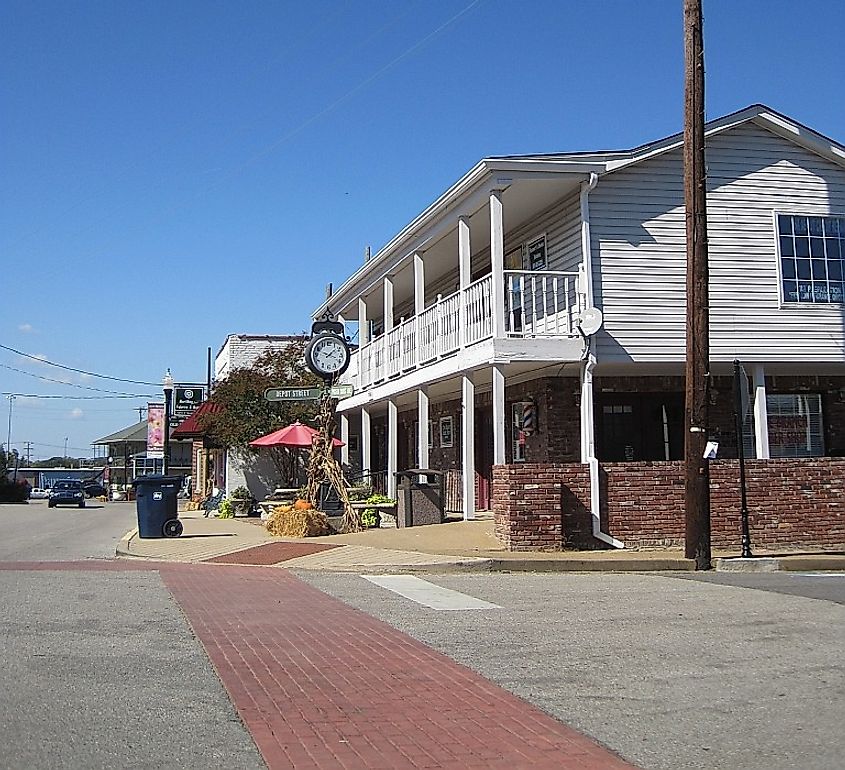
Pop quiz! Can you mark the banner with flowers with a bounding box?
[147,403,165,459]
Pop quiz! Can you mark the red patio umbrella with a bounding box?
[250,421,344,448]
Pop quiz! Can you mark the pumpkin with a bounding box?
[293,498,313,511]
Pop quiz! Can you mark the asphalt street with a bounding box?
[0,502,265,770]
[0,499,137,561]
[299,570,845,770]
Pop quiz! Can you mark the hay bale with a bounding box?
[265,505,329,538]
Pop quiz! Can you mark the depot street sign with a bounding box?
[264,384,355,402]
[264,387,322,401]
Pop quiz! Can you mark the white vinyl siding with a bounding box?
[590,122,845,363]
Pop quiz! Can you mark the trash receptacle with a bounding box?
[394,469,445,527]
[133,475,183,538]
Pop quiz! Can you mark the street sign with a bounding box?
[264,387,322,401]
[329,384,354,399]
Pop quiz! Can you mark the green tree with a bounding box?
[200,339,323,483]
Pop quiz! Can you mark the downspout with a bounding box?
[579,172,624,549]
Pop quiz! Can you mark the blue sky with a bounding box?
[1,0,843,461]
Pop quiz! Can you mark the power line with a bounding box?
[2,393,152,400]
[0,343,160,386]
[0,362,155,396]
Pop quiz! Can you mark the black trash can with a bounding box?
[133,475,184,538]
[394,469,445,528]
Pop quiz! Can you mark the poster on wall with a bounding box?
[147,403,165,459]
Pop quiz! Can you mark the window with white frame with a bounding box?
[438,416,453,448]
[766,393,824,457]
[777,214,844,304]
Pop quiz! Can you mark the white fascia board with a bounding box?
[604,104,845,174]
[313,159,606,319]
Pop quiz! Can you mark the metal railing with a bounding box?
[356,269,581,389]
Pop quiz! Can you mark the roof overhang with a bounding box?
[313,159,605,319]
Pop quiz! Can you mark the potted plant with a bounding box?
[361,493,396,528]
[230,486,255,517]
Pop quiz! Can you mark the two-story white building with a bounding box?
[315,105,845,552]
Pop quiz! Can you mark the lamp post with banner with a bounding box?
[162,370,174,475]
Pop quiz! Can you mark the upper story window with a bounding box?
[777,214,844,304]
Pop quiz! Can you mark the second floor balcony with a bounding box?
[354,268,585,390]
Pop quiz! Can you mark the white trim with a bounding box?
[417,387,429,470]
[461,374,475,520]
[387,400,397,499]
[752,365,770,459]
[492,365,506,465]
[361,408,371,478]
[438,416,454,448]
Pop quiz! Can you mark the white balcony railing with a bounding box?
[356,270,581,389]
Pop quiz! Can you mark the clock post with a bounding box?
[302,314,360,531]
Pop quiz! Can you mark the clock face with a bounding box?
[309,334,350,375]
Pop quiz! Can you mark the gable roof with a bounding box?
[490,104,845,172]
[314,104,843,319]
[92,421,148,445]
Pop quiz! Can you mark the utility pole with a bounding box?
[23,441,33,464]
[683,0,712,569]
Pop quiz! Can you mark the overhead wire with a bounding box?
[0,362,156,396]
[0,343,160,386]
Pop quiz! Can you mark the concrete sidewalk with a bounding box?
[116,511,845,573]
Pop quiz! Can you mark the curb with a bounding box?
[488,557,697,572]
[115,528,137,558]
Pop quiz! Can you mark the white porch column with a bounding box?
[417,386,429,469]
[413,252,425,316]
[461,373,476,520]
[752,364,770,459]
[489,191,505,338]
[492,364,506,465]
[458,216,471,347]
[358,298,369,346]
[383,277,394,333]
[387,399,398,499]
[361,407,371,481]
[580,356,597,462]
[339,413,349,467]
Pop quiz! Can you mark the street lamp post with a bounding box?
[163,369,174,475]
[5,395,15,456]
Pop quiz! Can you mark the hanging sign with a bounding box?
[147,403,165,459]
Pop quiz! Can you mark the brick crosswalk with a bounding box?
[1,561,636,769]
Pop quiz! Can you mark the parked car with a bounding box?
[48,480,86,508]
[82,482,107,499]
[29,487,49,499]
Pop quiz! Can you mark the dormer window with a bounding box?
[778,214,844,304]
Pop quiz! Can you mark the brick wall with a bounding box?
[494,458,845,552]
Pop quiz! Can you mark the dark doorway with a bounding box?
[475,409,493,509]
[595,392,684,462]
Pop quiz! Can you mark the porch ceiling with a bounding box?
[332,173,587,319]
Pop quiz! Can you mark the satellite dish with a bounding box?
[578,307,603,335]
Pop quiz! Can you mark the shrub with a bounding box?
[360,509,379,528]
[0,480,30,503]
[361,494,395,528]
[231,485,252,500]
[217,499,234,518]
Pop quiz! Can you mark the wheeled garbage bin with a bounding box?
[394,469,445,528]
[133,475,184,538]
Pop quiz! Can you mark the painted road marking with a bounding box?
[794,573,845,578]
[362,575,501,611]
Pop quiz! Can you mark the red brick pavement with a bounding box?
[1,561,637,769]
[205,541,339,565]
